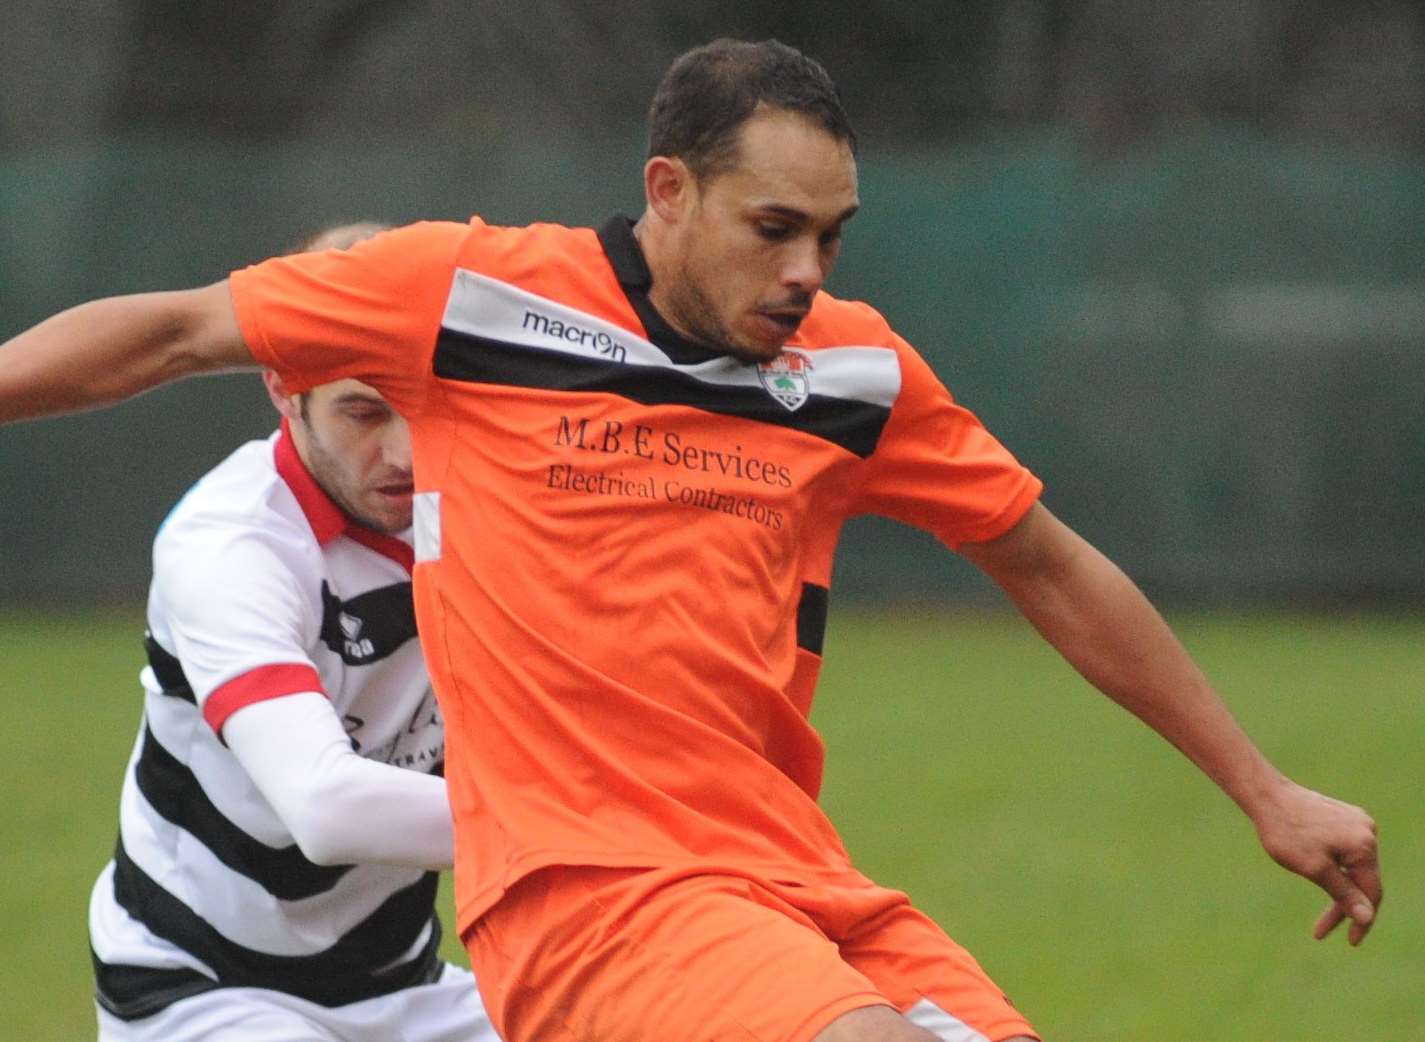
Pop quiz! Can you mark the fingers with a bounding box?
[1348,916,1370,947]
[1346,850,1384,911]
[1257,784,1381,947]
[1312,861,1379,946]
[1312,901,1345,941]
[1343,854,1383,946]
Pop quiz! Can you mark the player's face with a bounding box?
[296,380,414,534]
[666,108,859,363]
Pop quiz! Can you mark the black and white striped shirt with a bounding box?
[90,427,447,1020]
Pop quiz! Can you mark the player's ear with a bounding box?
[262,370,302,422]
[644,155,693,224]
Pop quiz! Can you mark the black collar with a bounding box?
[597,214,726,365]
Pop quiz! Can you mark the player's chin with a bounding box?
[366,495,414,533]
[732,321,794,363]
[384,508,415,533]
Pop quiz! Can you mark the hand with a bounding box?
[1253,780,1381,946]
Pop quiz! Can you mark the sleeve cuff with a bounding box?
[204,662,326,735]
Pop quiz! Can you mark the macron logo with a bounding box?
[522,309,629,363]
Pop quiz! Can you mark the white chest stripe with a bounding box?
[413,491,441,564]
[441,268,903,409]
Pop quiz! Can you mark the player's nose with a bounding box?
[779,239,825,295]
[383,420,413,473]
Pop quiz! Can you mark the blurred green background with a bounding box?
[3,608,1420,1040]
[3,3,1423,1039]
[5,1,1425,603]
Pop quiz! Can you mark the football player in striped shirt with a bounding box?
[86,226,499,1042]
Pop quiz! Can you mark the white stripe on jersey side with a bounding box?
[413,492,441,563]
[441,268,903,408]
[905,997,993,1042]
[116,765,425,956]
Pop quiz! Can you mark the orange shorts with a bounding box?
[463,865,1038,1042]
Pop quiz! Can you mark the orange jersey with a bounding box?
[230,216,1042,935]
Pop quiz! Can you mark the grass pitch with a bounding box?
[1,607,1419,1040]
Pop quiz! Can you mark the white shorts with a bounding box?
[95,962,495,1042]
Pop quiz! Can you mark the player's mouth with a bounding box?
[755,308,808,339]
[375,481,414,500]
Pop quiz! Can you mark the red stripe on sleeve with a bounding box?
[203,663,325,735]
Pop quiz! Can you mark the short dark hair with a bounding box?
[647,39,856,182]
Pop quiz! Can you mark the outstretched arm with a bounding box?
[959,501,1382,945]
[224,692,453,870]
[0,280,252,424]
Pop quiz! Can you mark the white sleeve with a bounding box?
[222,691,454,869]
[150,520,326,729]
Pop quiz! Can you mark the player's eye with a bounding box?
[345,408,388,424]
[756,222,792,242]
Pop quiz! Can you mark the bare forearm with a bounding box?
[964,506,1284,817]
[0,283,251,424]
[1009,538,1283,813]
[964,503,1382,943]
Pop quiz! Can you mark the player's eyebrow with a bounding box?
[755,202,861,226]
[332,392,387,407]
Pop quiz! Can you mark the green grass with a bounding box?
[1,607,1420,1040]
[813,609,1424,1040]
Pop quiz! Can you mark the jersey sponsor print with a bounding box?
[230,214,1043,938]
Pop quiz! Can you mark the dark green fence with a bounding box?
[4,129,1424,603]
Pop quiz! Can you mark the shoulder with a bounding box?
[154,435,319,578]
[456,218,601,274]
[371,218,470,257]
[327,219,470,279]
[796,292,901,350]
[232,220,469,300]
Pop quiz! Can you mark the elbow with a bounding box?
[292,834,352,868]
[284,793,361,867]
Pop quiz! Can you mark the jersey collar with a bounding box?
[597,214,725,366]
[273,420,414,573]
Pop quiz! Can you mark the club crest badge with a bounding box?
[757,349,814,412]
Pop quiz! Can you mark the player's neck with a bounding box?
[631,214,697,346]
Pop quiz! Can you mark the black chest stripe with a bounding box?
[145,634,194,703]
[319,581,417,665]
[135,725,354,899]
[434,329,891,459]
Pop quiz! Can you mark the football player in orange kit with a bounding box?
[1,39,1380,1042]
